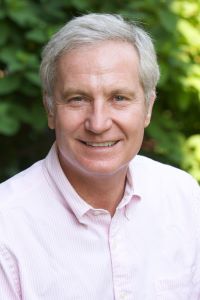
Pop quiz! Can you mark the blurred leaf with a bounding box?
[28,104,46,131]
[0,46,19,66]
[147,108,185,165]
[0,10,6,20]
[6,0,40,27]
[171,1,200,18]
[0,22,10,45]
[0,75,21,94]
[70,0,91,9]
[16,51,39,67]
[178,19,200,48]
[25,71,40,86]
[182,135,200,182]
[26,28,47,43]
[158,10,177,32]
[0,103,20,135]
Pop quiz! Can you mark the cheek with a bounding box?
[118,108,147,131]
[55,110,85,136]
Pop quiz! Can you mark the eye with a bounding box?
[63,95,90,107]
[65,96,87,105]
[69,96,84,102]
[114,95,126,101]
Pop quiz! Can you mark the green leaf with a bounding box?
[26,28,47,43]
[0,75,21,95]
[182,135,200,182]
[0,46,19,65]
[28,104,46,131]
[25,71,40,86]
[0,103,20,135]
[70,0,90,10]
[0,5,6,19]
[158,10,177,33]
[171,1,200,18]
[7,3,40,27]
[178,19,200,47]
[0,22,10,45]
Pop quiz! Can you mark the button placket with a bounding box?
[109,210,133,300]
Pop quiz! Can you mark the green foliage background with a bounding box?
[0,0,200,182]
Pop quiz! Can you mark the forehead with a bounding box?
[56,41,139,75]
[54,41,142,95]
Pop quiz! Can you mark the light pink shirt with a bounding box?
[0,144,200,300]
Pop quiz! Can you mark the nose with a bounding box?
[84,100,112,134]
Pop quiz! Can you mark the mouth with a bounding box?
[80,141,119,147]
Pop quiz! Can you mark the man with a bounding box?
[0,13,200,300]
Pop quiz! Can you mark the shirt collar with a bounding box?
[117,165,142,220]
[128,155,146,199]
[44,143,93,223]
[44,143,143,223]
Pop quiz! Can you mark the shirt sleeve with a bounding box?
[0,244,21,300]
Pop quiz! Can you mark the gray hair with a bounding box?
[40,13,160,112]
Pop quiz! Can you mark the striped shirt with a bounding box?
[0,143,200,299]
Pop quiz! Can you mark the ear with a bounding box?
[43,94,55,130]
[144,91,156,128]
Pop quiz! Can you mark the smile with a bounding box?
[82,141,118,147]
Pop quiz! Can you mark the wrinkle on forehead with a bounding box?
[57,40,139,75]
[54,40,143,98]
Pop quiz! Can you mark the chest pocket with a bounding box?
[155,271,200,300]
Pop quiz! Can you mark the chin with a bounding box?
[77,160,128,177]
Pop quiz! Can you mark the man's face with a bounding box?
[47,41,155,179]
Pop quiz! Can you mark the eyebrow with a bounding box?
[61,89,89,99]
[110,89,136,97]
[61,87,137,99]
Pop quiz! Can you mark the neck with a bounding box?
[62,167,128,216]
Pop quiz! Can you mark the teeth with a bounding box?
[85,141,116,147]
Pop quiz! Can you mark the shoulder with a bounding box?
[131,155,199,190]
[131,155,200,236]
[130,155,200,214]
[0,159,52,244]
[132,154,187,175]
[0,159,47,210]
